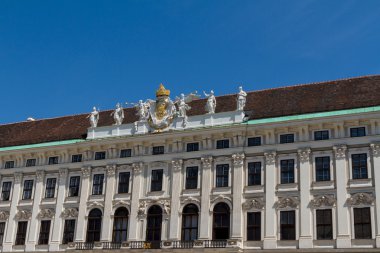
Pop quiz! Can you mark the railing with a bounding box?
[204,240,227,248]
[172,240,194,249]
[75,242,95,250]
[102,242,122,249]
[129,241,161,249]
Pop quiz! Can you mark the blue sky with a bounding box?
[0,0,379,124]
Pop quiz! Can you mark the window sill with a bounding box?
[65,196,80,203]
[351,239,375,247]
[147,191,165,197]
[182,188,200,195]
[276,240,298,248]
[348,178,372,188]
[311,180,334,190]
[36,244,49,250]
[244,185,264,194]
[12,245,25,250]
[0,201,11,207]
[276,183,298,192]
[313,239,335,248]
[18,199,33,206]
[88,195,105,201]
[212,186,231,195]
[114,193,131,199]
[41,197,57,205]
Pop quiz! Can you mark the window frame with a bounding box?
[152,146,165,155]
[15,221,28,245]
[68,176,81,197]
[150,169,164,192]
[45,178,57,199]
[247,162,262,186]
[94,151,106,160]
[215,164,230,188]
[4,160,15,169]
[279,210,296,240]
[48,156,59,165]
[1,181,12,201]
[117,172,130,194]
[38,220,51,245]
[92,174,105,195]
[25,158,36,167]
[22,179,34,200]
[314,130,330,141]
[71,154,83,163]
[280,159,295,184]
[247,136,262,147]
[350,126,366,138]
[246,212,261,241]
[216,139,230,149]
[186,142,200,152]
[279,133,295,144]
[185,166,199,190]
[183,160,201,191]
[62,219,76,244]
[120,149,132,158]
[0,222,5,246]
[315,209,333,240]
[352,207,373,239]
[348,148,372,181]
[315,156,331,182]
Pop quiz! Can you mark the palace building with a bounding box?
[0,75,380,252]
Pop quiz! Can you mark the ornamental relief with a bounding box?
[106,165,116,176]
[113,200,130,209]
[298,148,311,163]
[0,211,10,221]
[38,208,55,219]
[61,208,79,218]
[210,195,232,207]
[347,192,375,207]
[87,201,104,209]
[276,196,299,209]
[15,209,33,220]
[171,160,183,171]
[333,145,347,159]
[232,153,245,166]
[310,195,336,208]
[264,151,276,165]
[371,143,380,157]
[242,198,265,210]
[81,167,91,177]
[138,199,171,216]
[132,162,144,173]
[184,159,200,167]
[201,156,213,168]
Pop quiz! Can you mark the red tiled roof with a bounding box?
[1,75,379,148]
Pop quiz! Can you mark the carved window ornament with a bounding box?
[310,195,336,208]
[15,209,33,220]
[209,195,232,212]
[38,208,55,219]
[275,196,299,209]
[371,143,380,157]
[347,192,375,207]
[112,200,131,209]
[242,198,265,210]
[61,208,79,218]
[0,211,10,221]
[179,196,201,215]
[333,145,347,159]
[87,201,105,209]
[264,151,276,165]
[298,148,311,163]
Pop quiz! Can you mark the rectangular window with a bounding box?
[26,158,36,167]
[22,180,34,200]
[315,157,330,181]
[314,130,329,141]
[216,164,229,187]
[280,134,294,144]
[152,146,164,155]
[316,209,333,240]
[45,178,57,198]
[4,160,14,169]
[248,162,261,186]
[92,174,104,195]
[151,169,163,191]
[62,219,76,244]
[1,182,12,201]
[48,156,59,165]
[247,212,261,241]
[352,154,368,179]
[186,142,199,152]
[280,211,296,240]
[120,149,132,158]
[216,139,230,149]
[15,221,28,245]
[280,159,295,184]
[94,151,106,160]
[185,166,198,189]
[71,154,82,163]
[0,222,5,246]
[350,127,366,137]
[68,176,80,197]
[38,220,51,245]
[354,207,372,239]
[118,172,130,193]
[248,137,261,147]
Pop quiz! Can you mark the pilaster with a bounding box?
[169,159,183,240]
[128,162,144,241]
[333,145,351,248]
[75,166,91,242]
[231,153,245,239]
[101,164,116,242]
[371,143,380,247]
[199,156,213,239]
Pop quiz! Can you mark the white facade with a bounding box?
[0,103,380,252]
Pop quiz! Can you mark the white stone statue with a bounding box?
[111,103,124,125]
[132,100,149,121]
[203,90,216,114]
[237,86,247,111]
[175,91,199,127]
[87,106,99,128]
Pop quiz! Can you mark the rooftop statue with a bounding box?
[175,91,200,127]
[237,86,247,111]
[203,90,216,114]
[87,106,99,128]
[111,103,124,125]
[131,100,149,122]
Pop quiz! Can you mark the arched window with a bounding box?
[213,203,230,240]
[112,207,129,243]
[181,204,199,241]
[146,205,162,244]
[86,209,102,242]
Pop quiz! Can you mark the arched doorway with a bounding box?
[181,204,199,241]
[112,207,129,243]
[86,209,102,242]
[146,205,162,248]
[212,203,230,240]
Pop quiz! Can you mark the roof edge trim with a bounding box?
[0,139,86,152]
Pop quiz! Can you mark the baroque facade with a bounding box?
[0,76,380,252]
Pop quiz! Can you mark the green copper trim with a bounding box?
[247,106,380,125]
[0,139,86,152]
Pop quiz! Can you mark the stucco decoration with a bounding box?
[132,162,144,174]
[333,145,347,159]
[113,200,130,209]
[87,201,104,209]
[61,208,79,218]
[14,172,23,184]
[180,196,201,206]
[347,192,375,206]
[310,195,336,208]
[38,208,55,219]
[106,165,116,176]
[0,211,10,221]
[138,199,171,216]
[36,170,45,182]
[171,159,183,171]
[81,167,91,178]
[15,210,33,220]
[201,156,213,168]
[298,148,311,163]
[264,151,277,165]
[210,195,232,206]
[276,197,299,209]
[232,153,245,166]
[242,198,265,210]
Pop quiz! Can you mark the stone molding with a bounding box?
[61,208,79,218]
[87,201,104,209]
[347,192,375,207]
[112,200,131,209]
[264,151,276,165]
[15,209,32,220]
[38,208,55,219]
[242,198,265,210]
[310,195,336,208]
[276,196,299,209]
[333,145,347,159]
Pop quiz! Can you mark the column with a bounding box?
[298,148,313,248]
[199,156,213,239]
[371,143,380,247]
[263,151,277,249]
[333,145,351,248]
[101,164,116,242]
[26,170,45,251]
[3,173,23,251]
[128,162,144,241]
[169,159,183,240]
[75,166,91,242]
[231,153,245,239]
[49,168,68,251]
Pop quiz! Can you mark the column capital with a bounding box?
[333,145,347,159]
[59,168,68,183]
[81,166,92,178]
[171,159,183,171]
[371,143,380,157]
[14,172,23,184]
[201,156,213,169]
[106,164,116,176]
[264,151,276,165]
[298,148,311,163]
[36,170,45,182]
[132,162,144,174]
[232,153,245,166]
